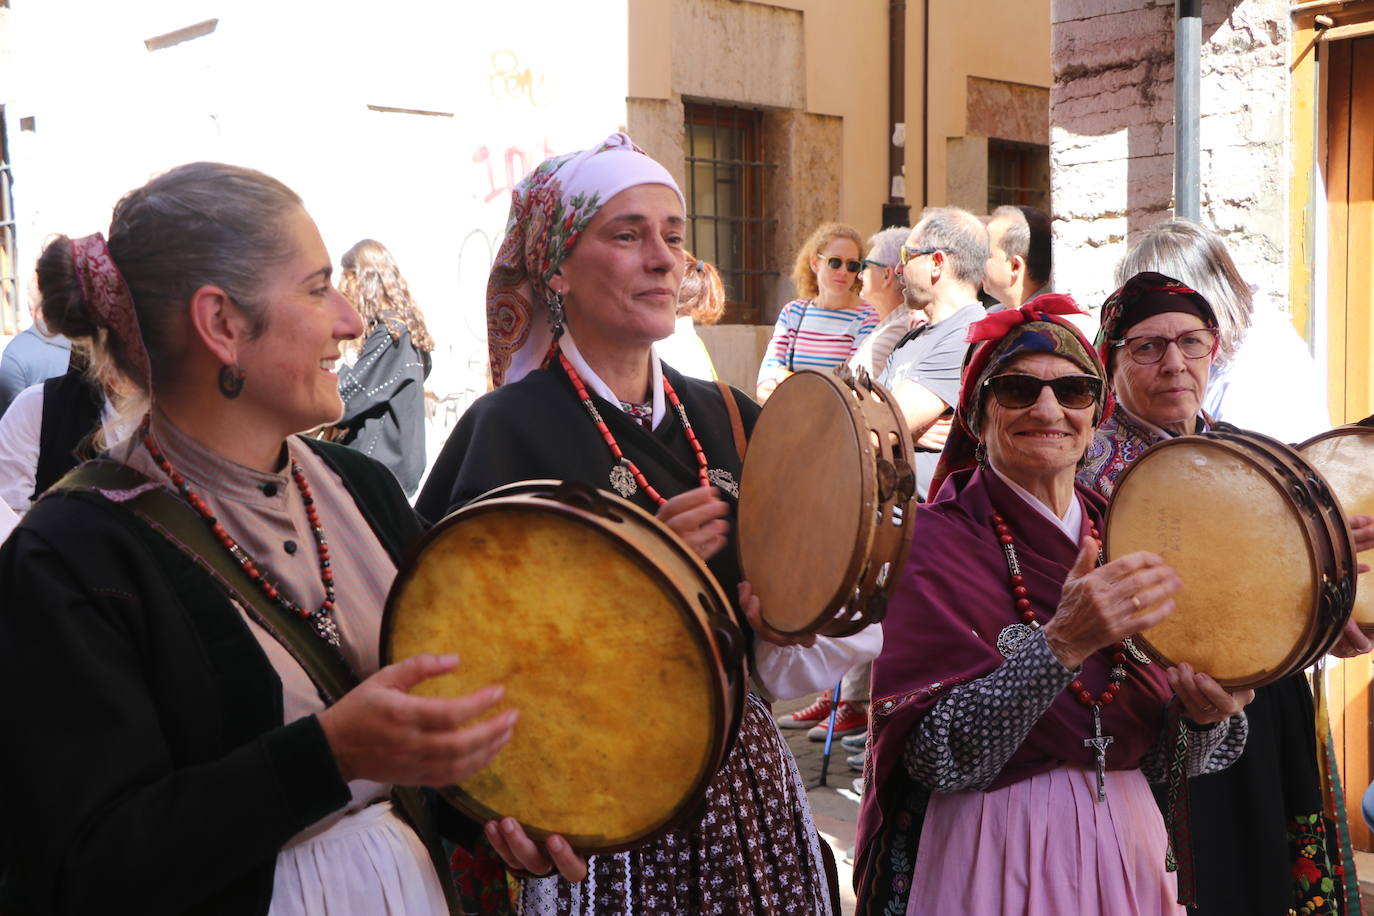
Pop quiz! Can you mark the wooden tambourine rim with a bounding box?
[1102,435,1329,690]
[381,479,742,855]
[738,370,879,635]
[1297,424,1374,636]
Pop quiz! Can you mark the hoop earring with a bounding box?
[974,441,987,468]
[218,363,246,399]
[547,289,565,332]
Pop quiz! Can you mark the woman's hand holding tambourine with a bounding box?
[657,486,731,561]
[1167,662,1255,726]
[738,581,817,648]
[484,817,588,883]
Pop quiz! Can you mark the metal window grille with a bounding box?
[0,110,16,334]
[987,139,1049,212]
[683,102,777,324]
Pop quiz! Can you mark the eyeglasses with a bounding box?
[1112,329,1220,365]
[899,245,944,266]
[860,258,890,269]
[982,373,1104,410]
[821,256,863,274]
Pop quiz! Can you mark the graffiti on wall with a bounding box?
[489,50,548,109]
[472,138,556,204]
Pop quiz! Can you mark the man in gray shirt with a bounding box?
[878,207,988,499]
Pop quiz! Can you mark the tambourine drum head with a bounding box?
[739,372,865,631]
[1301,432,1374,627]
[1106,442,1314,686]
[386,507,717,850]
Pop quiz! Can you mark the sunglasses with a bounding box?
[899,245,944,266]
[982,373,1104,410]
[820,256,863,274]
[860,258,890,269]
[1112,329,1220,365]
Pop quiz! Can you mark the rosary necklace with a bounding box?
[144,434,341,646]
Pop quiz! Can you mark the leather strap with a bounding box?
[49,459,464,915]
[715,380,748,464]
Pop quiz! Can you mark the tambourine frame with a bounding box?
[1103,430,1354,691]
[1298,424,1374,636]
[381,479,746,855]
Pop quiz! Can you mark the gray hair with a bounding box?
[991,205,1052,287]
[1115,219,1252,364]
[866,226,910,268]
[912,207,988,287]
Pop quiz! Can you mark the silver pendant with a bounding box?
[997,623,1034,657]
[314,614,341,647]
[609,461,638,498]
[1123,636,1152,665]
[707,468,739,498]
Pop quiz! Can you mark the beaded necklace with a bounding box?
[143,434,341,646]
[556,345,709,506]
[991,507,1139,802]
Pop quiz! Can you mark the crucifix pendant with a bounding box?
[1083,704,1114,803]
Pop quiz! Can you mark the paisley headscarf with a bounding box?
[928,294,1112,499]
[1095,270,1217,373]
[485,133,685,387]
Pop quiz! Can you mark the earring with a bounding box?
[547,289,565,332]
[218,363,246,399]
[974,441,987,467]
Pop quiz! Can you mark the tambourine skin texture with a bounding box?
[383,485,733,855]
[1300,427,1374,632]
[737,368,915,636]
[1104,437,1317,689]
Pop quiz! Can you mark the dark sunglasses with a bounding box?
[1112,328,1220,365]
[983,373,1104,410]
[821,256,863,273]
[899,245,945,266]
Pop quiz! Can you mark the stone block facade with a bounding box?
[1050,0,1291,316]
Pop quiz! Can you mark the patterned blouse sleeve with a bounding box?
[902,628,1076,793]
[757,300,803,384]
[1138,710,1249,784]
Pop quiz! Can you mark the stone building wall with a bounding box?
[1050,0,1291,317]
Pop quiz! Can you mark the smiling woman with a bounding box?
[0,162,514,916]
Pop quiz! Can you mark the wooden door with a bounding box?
[1325,33,1374,851]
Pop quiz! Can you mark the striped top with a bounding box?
[757,298,880,392]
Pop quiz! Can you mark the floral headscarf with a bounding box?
[485,133,685,387]
[928,295,1112,499]
[1094,271,1217,373]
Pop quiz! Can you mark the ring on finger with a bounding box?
[1130,595,1142,613]
[1199,702,1217,713]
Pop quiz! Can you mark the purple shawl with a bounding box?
[854,466,1174,908]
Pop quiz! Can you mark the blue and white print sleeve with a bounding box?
[1139,710,1248,784]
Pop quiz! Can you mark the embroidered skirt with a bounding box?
[907,767,1183,916]
[518,692,832,915]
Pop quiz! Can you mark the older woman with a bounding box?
[1079,271,1374,916]
[0,163,537,915]
[755,221,878,401]
[417,134,871,914]
[854,297,1252,916]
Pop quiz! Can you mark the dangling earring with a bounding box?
[218,363,246,399]
[547,288,565,333]
[974,441,987,467]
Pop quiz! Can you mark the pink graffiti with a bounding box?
[473,139,557,204]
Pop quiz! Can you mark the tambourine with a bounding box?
[1103,426,1355,689]
[737,366,917,637]
[382,479,746,855]
[1299,424,1374,635]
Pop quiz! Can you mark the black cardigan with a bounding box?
[0,439,425,915]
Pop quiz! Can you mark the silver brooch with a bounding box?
[609,461,638,498]
[1123,636,1152,665]
[996,623,1035,657]
[707,468,739,498]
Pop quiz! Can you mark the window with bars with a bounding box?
[0,109,16,334]
[987,139,1049,212]
[683,102,776,324]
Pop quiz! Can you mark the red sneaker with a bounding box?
[776,693,834,729]
[808,701,868,741]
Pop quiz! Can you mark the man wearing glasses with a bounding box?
[847,226,915,378]
[877,208,989,500]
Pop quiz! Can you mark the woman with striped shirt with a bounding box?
[756,222,878,401]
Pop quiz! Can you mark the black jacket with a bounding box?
[336,319,432,496]
[0,440,424,915]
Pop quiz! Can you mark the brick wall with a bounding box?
[1050,0,1290,317]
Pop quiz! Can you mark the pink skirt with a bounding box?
[907,767,1184,916]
